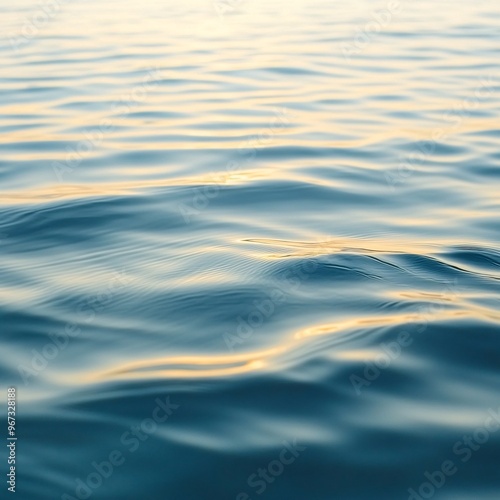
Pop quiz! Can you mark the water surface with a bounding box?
[1,1,500,499]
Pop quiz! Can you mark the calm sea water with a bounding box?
[1,1,500,499]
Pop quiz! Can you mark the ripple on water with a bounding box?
[1,0,500,499]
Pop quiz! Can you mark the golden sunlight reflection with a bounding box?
[75,307,492,384]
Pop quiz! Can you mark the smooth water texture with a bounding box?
[1,1,500,499]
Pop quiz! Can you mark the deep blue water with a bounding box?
[1,1,500,499]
